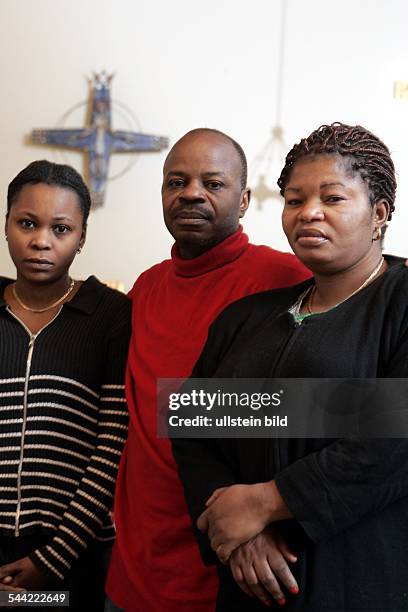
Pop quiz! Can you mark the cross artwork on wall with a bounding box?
[31,72,169,208]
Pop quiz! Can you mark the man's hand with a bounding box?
[197,482,292,562]
[0,557,49,590]
[230,526,299,607]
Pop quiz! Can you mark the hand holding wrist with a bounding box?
[197,481,292,563]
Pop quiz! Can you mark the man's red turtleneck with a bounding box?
[106,227,309,611]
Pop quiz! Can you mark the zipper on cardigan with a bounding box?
[15,334,35,535]
[6,306,62,536]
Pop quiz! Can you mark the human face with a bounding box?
[5,183,86,285]
[161,131,250,258]
[282,154,387,275]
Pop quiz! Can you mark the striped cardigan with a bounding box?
[0,276,131,581]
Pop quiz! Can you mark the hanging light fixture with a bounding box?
[251,0,288,210]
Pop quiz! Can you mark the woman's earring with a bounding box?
[5,235,7,241]
[373,227,382,241]
[77,247,82,254]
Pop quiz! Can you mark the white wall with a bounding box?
[1,0,407,291]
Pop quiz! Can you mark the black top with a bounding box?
[0,276,131,581]
[172,258,408,611]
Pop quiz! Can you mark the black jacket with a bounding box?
[172,259,408,611]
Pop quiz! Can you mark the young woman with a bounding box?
[0,161,131,609]
[172,124,408,611]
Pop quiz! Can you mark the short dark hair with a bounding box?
[277,123,397,221]
[7,160,91,226]
[172,128,248,189]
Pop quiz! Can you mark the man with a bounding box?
[106,128,309,611]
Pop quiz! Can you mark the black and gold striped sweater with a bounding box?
[0,276,131,581]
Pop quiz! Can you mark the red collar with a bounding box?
[171,226,249,277]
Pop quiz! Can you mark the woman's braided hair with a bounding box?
[277,123,396,220]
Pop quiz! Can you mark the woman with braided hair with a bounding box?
[172,123,408,611]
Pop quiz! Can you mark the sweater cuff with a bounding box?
[29,550,64,582]
[275,454,352,543]
[29,535,82,582]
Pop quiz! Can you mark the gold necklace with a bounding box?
[12,279,75,313]
[307,257,385,314]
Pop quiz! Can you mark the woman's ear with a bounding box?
[374,199,389,227]
[372,199,389,240]
[79,226,87,250]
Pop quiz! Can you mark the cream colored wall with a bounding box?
[1,0,408,291]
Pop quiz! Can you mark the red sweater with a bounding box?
[106,227,310,612]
